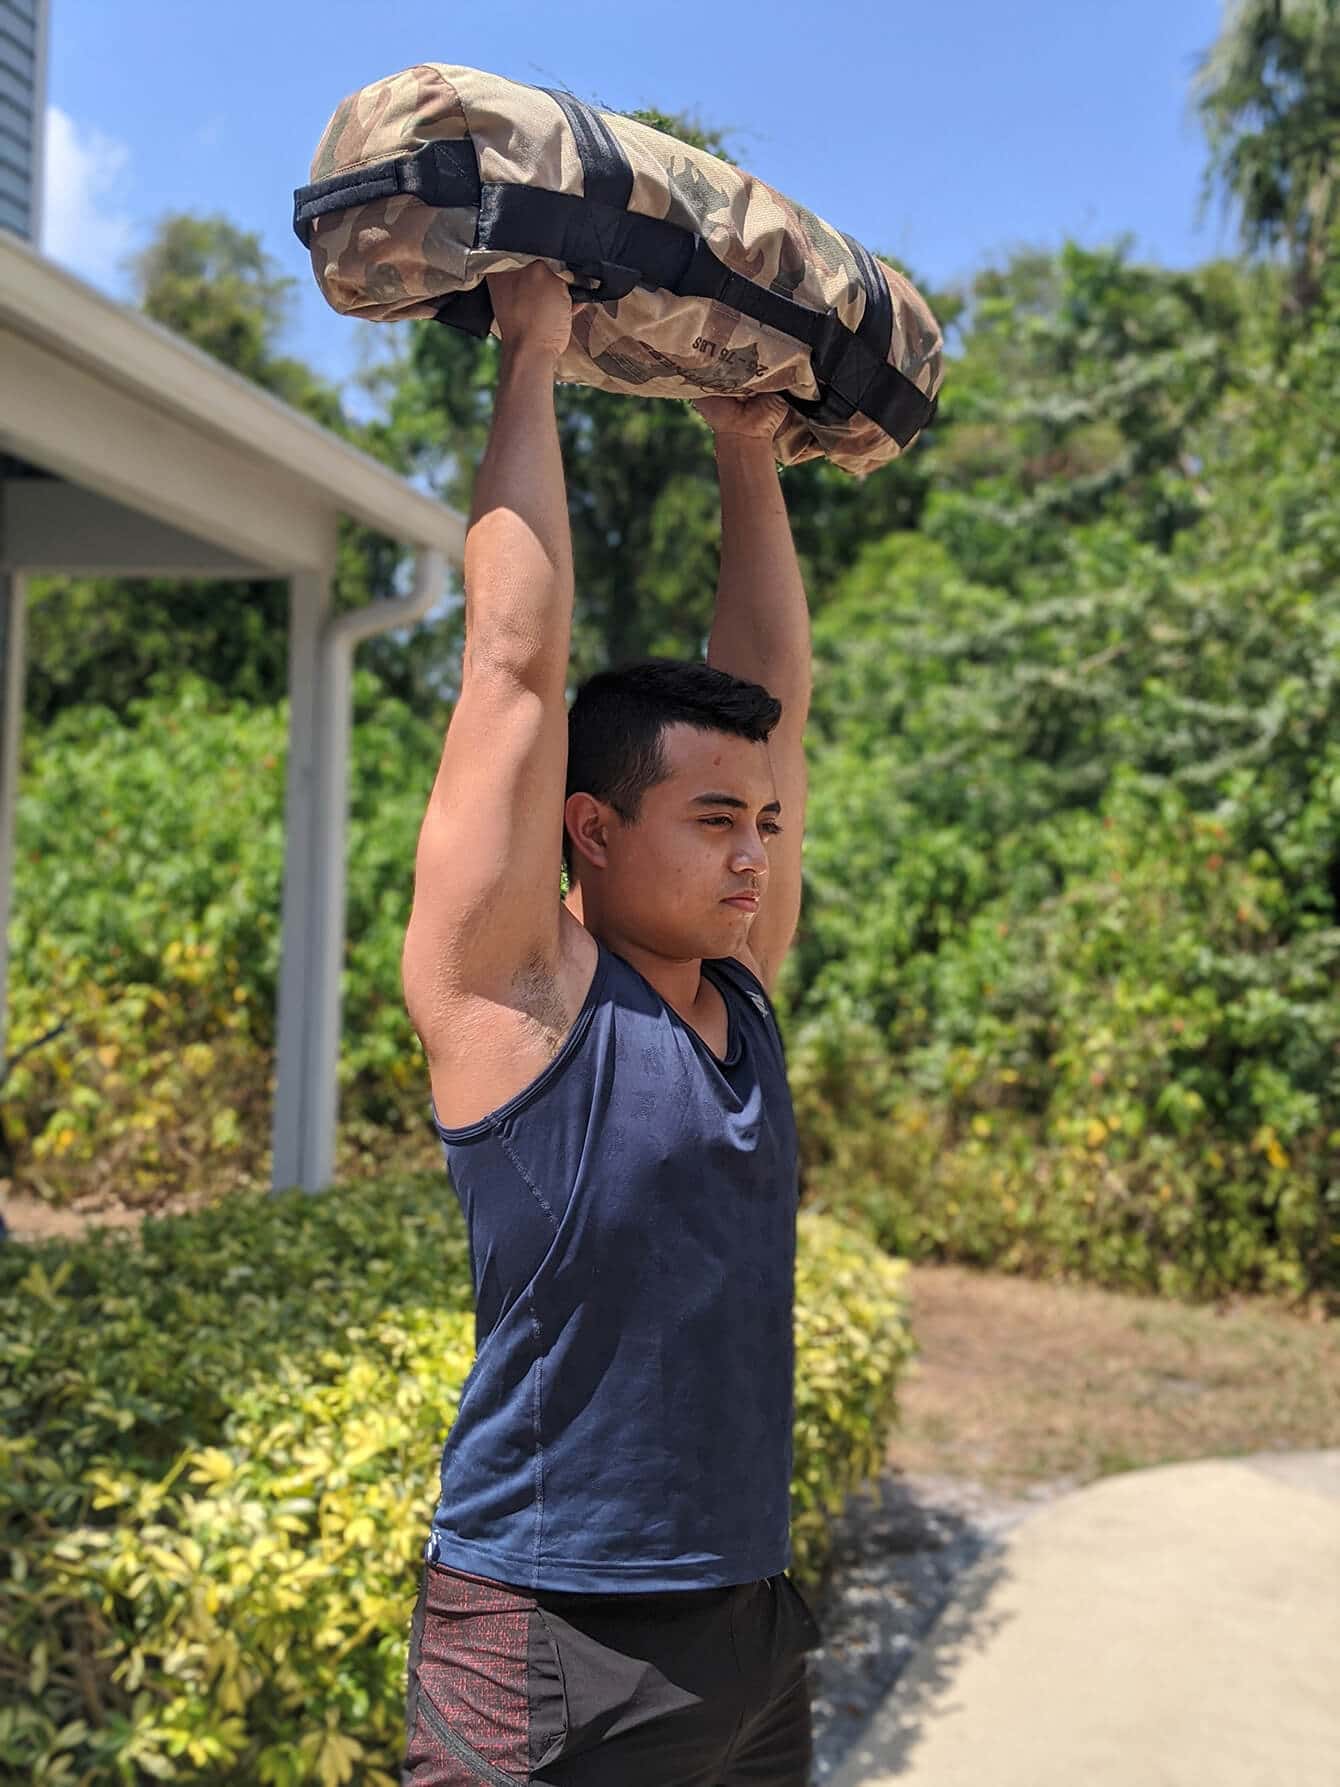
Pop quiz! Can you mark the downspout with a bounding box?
[327,546,454,657]
[290,548,450,1192]
[317,546,453,786]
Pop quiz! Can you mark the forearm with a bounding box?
[462,341,573,690]
[706,439,812,717]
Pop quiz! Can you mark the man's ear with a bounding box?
[564,792,612,872]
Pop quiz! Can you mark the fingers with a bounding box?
[487,263,572,358]
[693,393,789,439]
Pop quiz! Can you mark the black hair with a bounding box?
[563,659,782,877]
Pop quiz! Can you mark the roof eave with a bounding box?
[0,231,465,563]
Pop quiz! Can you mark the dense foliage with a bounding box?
[0,1184,911,1783]
[783,237,1340,1305]
[5,674,447,1202]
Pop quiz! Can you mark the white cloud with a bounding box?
[40,105,137,288]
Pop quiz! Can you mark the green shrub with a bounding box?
[790,780,1340,1305]
[1,1178,911,1784]
[8,674,446,1207]
[777,251,1340,1308]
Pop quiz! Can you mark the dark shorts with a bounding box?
[402,1560,824,1786]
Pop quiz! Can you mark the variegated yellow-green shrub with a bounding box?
[1,1176,912,1786]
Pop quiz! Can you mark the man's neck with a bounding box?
[564,889,707,1021]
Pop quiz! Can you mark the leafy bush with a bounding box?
[780,253,1340,1308]
[790,779,1340,1305]
[0,1178,911,1784]
[7,673,447,1206]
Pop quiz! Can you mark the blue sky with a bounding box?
[43,0,1234,391]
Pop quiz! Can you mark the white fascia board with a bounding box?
[0,326,334,570]
[0,232,466,564]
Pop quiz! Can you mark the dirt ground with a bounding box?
[892,1261,1340,1492]
[0,1183,228,1241]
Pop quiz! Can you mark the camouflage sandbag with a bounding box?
[293,65,943,475]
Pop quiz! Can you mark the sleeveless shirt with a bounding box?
[425,937,801,1592]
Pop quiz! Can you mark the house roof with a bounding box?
[0,230,465,572]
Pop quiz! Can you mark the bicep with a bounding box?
[402,669,567,1046]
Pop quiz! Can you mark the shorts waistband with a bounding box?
[428,1559,752,1610]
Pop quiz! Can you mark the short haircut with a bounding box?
[563,659,782,877]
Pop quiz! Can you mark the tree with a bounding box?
[913,243,1254,582]
[132,214,344,426]
[1195,0,1340,308]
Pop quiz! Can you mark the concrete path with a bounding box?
[829,1451,1340,1787]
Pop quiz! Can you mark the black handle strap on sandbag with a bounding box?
[536,90,645,300]
[800,233,894,427]
[292,111,938,448]
[293,137,481,242]
[538,89,634,209]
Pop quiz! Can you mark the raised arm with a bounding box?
[402,265,575,1058]
[699,397,813,991]
[461,268,575,688]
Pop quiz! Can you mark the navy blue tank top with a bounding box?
[425,937,801,1592]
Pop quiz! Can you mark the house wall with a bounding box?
[0,0,48,243]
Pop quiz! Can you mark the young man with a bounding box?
[400,261,820,1787]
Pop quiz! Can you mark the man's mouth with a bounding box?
[723,893,760,910]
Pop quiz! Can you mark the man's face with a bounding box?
[583,723,783,959]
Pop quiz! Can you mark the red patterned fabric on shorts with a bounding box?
[404,1563,559,1784]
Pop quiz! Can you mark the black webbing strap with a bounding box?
[476,186,693,294]
[292,138,480,247]
[433,284,497,339]
[791,234,895,430]
[291,142,938,447]
[676,237,825,343]
[845,233,894,366]
[538,89,635,210]
[674,235,931,447]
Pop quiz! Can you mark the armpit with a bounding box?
[513,949,572,1057]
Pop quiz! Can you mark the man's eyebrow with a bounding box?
[689,792,783,814]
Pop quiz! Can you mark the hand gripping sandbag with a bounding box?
[293,65,943,475]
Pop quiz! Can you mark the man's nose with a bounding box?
[733,834,769,874]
